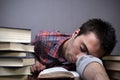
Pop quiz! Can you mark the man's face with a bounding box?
[64,30,104,63]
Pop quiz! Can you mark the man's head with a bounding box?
[63,18,116,63]
[77,18,116,56]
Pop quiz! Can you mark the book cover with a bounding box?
[0,27,31,43]
[0,57,35,67]
[38,67,80,80]
[0,51,35,58]
[102,55,120,61]
[103,61,120,71]
[0,75,28,80]
[0,42,34,52]
[0,66,31,76]
[0,51,27,57]
[107,70,120,80]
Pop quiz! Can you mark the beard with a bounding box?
[64,38,77,63]
[65,52,77,63]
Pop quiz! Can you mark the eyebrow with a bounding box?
[82,42,89,54]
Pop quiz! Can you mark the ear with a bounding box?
[72,29,80,38]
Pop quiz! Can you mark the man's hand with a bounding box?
[30,60,46,73]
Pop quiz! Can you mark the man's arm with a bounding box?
[76,55,110,80]
[83,62,109,80]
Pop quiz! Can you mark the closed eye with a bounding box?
[80,42,89,54]
[80,46,87,53]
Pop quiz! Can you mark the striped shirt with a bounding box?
[32,30,76,70]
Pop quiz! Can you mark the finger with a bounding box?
[31,65,37,73]
[36,64,46,71]
[40,65,46,70]
[30,66,34,73]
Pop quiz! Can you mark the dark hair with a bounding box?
[77,18,117,55]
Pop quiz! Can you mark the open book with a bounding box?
[38,67,80,80]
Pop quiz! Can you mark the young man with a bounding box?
[30,18,116,80]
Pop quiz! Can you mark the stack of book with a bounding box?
[0,27,35,80]
[102,55,120,80]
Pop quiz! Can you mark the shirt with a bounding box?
[32,30,76,70]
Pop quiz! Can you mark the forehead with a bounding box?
[76,32,104,57]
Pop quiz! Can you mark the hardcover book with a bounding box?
[102,55,120,61]
[0,66,31,76]
[103,61,120,71]
[0,27,31,43]
[0,57,35,67]
[0,51,35,58]
[0,51,28,57]
[107,70,120,80]
[0,42,34,52]
[102,55,120,80]
[102,55,120,71]
[0,75,28,80]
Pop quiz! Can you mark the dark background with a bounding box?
[0,0,120,55]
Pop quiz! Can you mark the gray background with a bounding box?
[0,0,119,55]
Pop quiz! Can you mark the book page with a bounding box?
[38,67,80,79]
[40,67,68,75]
[70,71,79,77]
